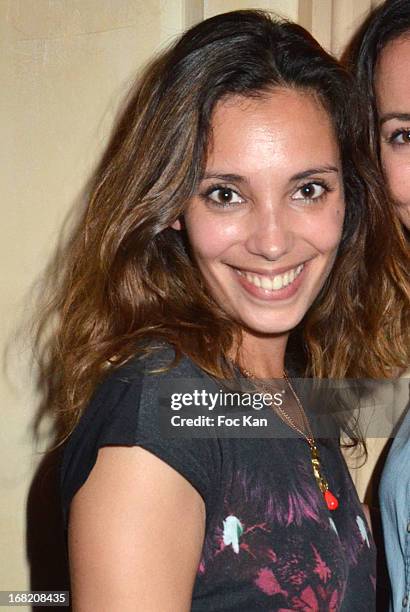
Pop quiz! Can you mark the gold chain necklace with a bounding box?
[236,363,339,511]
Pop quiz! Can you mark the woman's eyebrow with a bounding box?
[202,172,246,183]
[289,166,339,182]
[202,167,339,184]
[380,112,410,125]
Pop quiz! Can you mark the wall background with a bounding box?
[1,0,383,602]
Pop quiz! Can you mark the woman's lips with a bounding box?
[231,262,307,301]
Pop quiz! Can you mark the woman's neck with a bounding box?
[230,331,289,379]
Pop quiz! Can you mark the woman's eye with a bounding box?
[388,128,410,145]
[205,187,245,206]
[292,182,326,202]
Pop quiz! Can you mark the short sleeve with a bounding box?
[60,344,222,534]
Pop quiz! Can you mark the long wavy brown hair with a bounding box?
[32,10,410,445]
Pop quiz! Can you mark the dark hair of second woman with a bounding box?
[33,10,409,441]
[342,0,410,236]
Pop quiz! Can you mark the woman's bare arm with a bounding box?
[68,446,206,612]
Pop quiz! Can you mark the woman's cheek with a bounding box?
[302,207,345,253]
[396,204,410,229]
[381,149,410,209]
[187,213,244,259]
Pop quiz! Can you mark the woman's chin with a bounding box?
[237,314,304,337]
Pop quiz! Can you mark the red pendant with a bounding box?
[324,490,339,511]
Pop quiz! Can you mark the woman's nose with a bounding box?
[244,206,294,261]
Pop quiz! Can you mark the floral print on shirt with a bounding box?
[196,457,375,611]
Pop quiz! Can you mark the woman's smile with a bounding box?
[231,262,306,301]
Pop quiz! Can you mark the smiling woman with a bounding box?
[34,9,409,611]
[342,2,410,609]
[376,37,410,230]
[173,91,345,352]
[343,0,410,233]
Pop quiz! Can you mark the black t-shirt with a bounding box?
[60,343,376,611]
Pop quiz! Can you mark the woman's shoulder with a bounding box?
[82,338,212,415]
[103,338,206,385]
[60,339,222,531]
[61,337,219,460]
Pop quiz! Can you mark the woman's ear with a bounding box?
[170,215,184,231]
[170,219,181,230]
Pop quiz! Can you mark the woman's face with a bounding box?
[174,89,345,337]
[375,34,410,229]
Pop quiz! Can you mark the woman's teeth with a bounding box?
[237,264,304,291]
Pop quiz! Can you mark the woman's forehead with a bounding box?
[375,34,410,111]
[204,89,340,176]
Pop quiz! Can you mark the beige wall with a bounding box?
[1,0,384,598]
[205,0,384,52]
[205,0,299,21]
